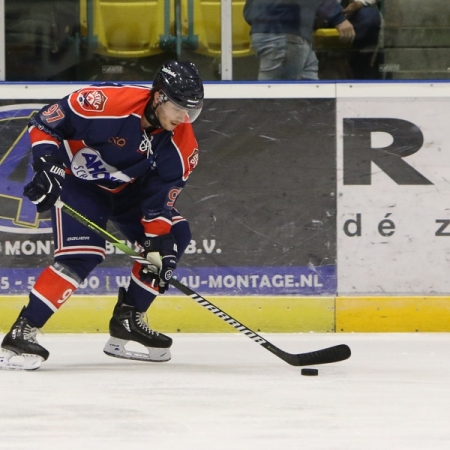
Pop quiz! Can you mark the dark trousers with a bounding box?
[350,5,381,49]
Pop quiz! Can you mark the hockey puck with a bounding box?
[301,368,318,376]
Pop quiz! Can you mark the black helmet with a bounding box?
[154,60,203,107]
[145,60,204,127]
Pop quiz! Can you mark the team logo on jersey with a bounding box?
[77,89,108,112]
[188,148,199,172]
[70,147,131,182]
[108,136,126,147]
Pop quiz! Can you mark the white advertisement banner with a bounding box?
[337,85,450,295]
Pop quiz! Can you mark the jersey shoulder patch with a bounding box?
[186,147,199,174]
[75,89,108,113]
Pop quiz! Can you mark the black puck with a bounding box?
[301,368,319,376]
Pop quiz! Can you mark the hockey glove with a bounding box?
[141,234,178,294]
[23,155,65,213]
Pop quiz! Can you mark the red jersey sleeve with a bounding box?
[171,124,199,181]
[67,85,150,119]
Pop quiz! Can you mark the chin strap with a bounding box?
[144,93,162,128]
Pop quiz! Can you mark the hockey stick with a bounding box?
[54,199,351,367]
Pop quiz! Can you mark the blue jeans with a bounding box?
[251,33,319,81]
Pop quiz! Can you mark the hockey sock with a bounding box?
[21,264,81,328]
[127,263,158,312]
[21,297,53,329]
[171,219,192,256]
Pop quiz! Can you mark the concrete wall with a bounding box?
[383,0,450,79]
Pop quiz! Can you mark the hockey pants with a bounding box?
[23,175,191,328]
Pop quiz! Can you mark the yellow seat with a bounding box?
[186,0,252,57]
[80,0,166,58]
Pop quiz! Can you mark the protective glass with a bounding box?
[159,92,203,123]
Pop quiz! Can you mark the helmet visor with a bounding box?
[159,91,203,123]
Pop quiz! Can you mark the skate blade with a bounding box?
[103,337,171,363]
[0,349,43,371]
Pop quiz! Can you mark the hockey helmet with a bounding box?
[151,60,204,123]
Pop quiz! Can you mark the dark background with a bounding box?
[177,98,337,268]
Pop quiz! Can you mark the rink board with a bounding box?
[337,296,450,332]
[0,295,335,333]
[2,295,450,333]
[2,83,450,333]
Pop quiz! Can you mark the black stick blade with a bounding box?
[274,344,351,367]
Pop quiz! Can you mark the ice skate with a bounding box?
[103,288,172,362]
[0,308,49,371]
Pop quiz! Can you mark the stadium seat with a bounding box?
[191,0,253,57]
[80,0,166,58]
[79,0,253,59]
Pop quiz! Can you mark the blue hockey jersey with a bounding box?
[28,84,199,236]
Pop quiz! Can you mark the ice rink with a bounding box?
[1,332,450,450]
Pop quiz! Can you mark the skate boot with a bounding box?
[0,308,49,371]
[103,287,172,362]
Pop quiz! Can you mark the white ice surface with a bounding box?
[1,333,450,450]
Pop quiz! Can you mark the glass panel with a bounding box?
[3,0,450,82]
[5,0,82,81]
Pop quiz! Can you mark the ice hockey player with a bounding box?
[0,60,204,370]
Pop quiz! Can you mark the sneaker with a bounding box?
[0,308,49,371]
[103,288,172,362]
